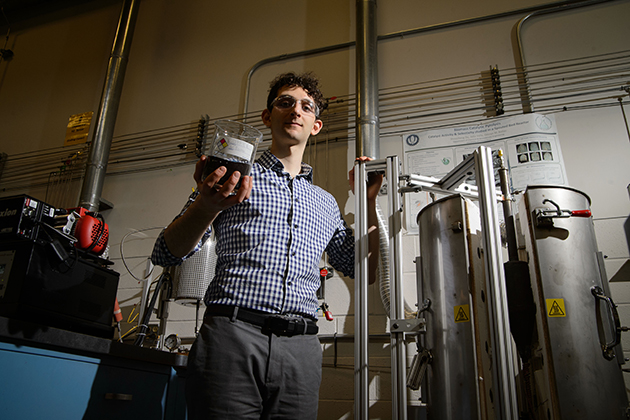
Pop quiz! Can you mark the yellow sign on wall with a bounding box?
[546,298,566,317]
[454,304,470,323]
[64,111,93,146]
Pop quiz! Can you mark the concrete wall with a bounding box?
[1,0,629,418]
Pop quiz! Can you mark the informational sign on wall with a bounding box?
[402,113,568,233]
[64,111,93,146]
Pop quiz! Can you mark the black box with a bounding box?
[0,195,56,241]
[0,239,120,338]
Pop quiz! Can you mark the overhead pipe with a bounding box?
[242,42,354,124]
[79,0,140,211]
[515,0,618,114]
[241,0,603,118]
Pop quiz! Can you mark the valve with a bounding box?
[320,302,333,321]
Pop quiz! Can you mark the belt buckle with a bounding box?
[262,315,304,336]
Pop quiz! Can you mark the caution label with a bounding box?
[546,298,566,317]
[454,304,470,323]
[64,111,93,146]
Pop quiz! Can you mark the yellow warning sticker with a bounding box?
[546,299,566,317]
[454,304,470,323]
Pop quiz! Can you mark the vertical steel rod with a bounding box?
[354,159,370,420]
[387,155,408,420]
[474,146,519,419]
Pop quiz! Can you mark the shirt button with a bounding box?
[291,251,297,256]
[287,281,293,286]
[293,224,298,229]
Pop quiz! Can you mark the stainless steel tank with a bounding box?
[515,185,629,419]
[171,237,217,306]
[416,194,495,420]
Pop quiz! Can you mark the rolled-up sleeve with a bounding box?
[325,215,355,279]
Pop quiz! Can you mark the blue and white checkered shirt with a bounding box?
[151,150,354,318]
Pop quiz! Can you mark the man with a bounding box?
[151,72,382,419]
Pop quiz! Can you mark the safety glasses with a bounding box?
[271,95,320,117]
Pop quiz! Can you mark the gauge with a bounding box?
[164,334,181,352]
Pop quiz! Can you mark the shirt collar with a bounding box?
[257,150,313,183]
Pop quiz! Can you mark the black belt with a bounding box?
[205,305,319,336]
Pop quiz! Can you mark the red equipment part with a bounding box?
[113,298,123,323]
[320,302,333,321]
[113,298,123,342]
[68,207,109,255]
[571,210,592,217]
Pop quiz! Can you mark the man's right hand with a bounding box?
[193,155,253,216]
[163,156,252,258]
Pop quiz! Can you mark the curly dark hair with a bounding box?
[266,72,326,117]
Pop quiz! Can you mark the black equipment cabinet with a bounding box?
[0,239,119,338]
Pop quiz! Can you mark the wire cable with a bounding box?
[1,50,628,192]
[119,226,164,282]
[134,271,170,347]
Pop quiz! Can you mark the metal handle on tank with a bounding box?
[535,198,592,227]
[591,285,622,361]
[406,347,432,391]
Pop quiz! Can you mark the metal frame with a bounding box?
[353,146,518,420]
[474,147,519,419]
[354,156,407,420]
[354,157,370,419]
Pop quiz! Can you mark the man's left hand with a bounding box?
[349,156,383,201]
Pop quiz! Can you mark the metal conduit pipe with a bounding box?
[79,0,140,211]
[241,0,604,118]
[515,0,619,113]
[355,0,379,160]
[242,42,354,123]
[354,2,379,419]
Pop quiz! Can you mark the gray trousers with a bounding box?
[186,314,322,419]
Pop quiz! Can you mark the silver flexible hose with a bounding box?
[375,200,415,318]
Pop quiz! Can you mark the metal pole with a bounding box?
[79,0,140,211]
[474,146,519,419]
[386,155,407,420]
[355,2,379,414]
[356,0,379,160]
[354,159,370,419]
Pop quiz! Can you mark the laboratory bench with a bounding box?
[0,315,188,420]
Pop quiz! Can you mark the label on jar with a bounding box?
[215,136,255,161]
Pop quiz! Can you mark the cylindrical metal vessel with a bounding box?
[171,237,217,306]
[516,185,629,419]
[416,195,494,420]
